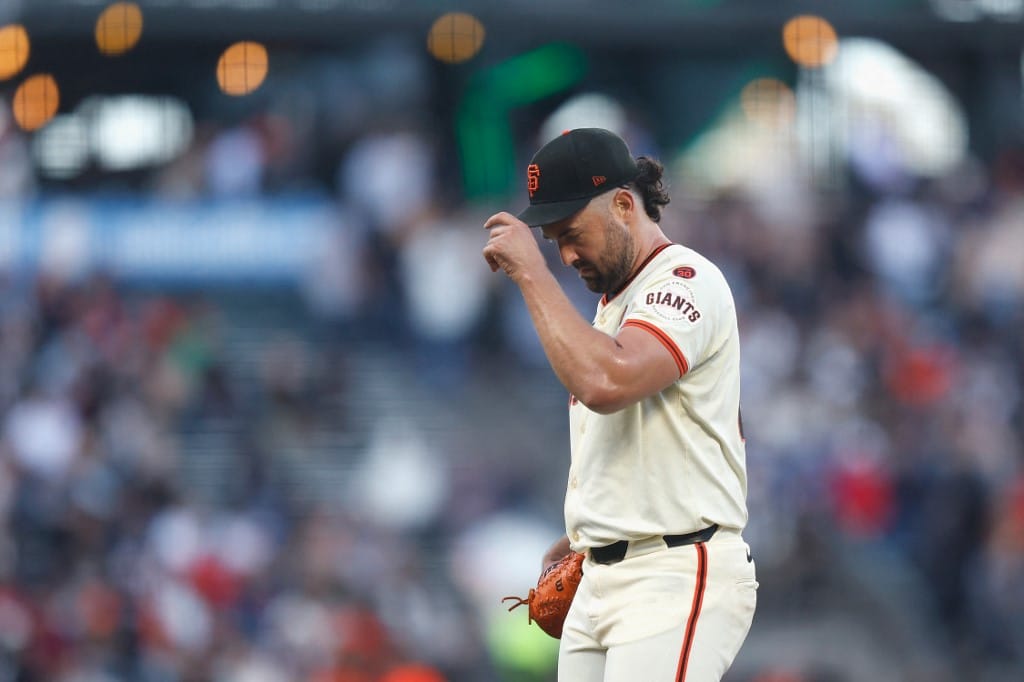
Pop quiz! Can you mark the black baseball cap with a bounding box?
[517,128,639,228]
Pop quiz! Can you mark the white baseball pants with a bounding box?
[558,529,757,681]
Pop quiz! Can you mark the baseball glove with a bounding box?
[502,552,584,639]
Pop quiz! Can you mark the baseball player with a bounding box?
[483,128,756,681]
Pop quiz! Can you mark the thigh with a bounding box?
[681,566,757,681]
[558,574,605,682]
[603,624,690,680]
[603,540,758,681]
[677,539,758,681]
[602,586,756,682]
[557,643,605,682]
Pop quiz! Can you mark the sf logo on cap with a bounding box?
[527,164,541,197]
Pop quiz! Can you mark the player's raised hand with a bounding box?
[482,211,548,283]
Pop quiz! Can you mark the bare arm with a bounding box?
[483,212,679,413]
[542,535,572,571]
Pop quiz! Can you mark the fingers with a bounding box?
[482,213,514,274]
[483,249,500,272]
[484,211,523,231]
[482,210,540,279]
[482,225,503,272]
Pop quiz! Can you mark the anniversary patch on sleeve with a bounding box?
[673,265,696,279]
[642,281,702,323]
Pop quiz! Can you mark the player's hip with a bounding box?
[567,533,757,648]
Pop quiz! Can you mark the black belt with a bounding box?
[590,524,719,565]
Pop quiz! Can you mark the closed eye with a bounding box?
[542,227,582,246]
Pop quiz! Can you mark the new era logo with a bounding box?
[592,175,606,187]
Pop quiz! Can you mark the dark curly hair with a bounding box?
[628,156,670,222]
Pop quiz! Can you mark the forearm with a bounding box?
[542,535,572,570]
[517,270,624,406]
[482,210,670,412]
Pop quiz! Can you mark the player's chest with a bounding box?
[591,301,628,334]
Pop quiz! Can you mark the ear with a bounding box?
[612,188,635,219]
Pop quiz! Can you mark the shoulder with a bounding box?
[626,246,733,322]
[633,245,730,295]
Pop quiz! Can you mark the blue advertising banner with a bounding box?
[0,197,338,286]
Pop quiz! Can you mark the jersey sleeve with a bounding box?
[619,261,730,378]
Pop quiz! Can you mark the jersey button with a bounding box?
[570,476,578,489]
[572,531,581,542]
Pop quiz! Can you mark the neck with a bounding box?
[605,222,671,299]
[630,223,671,277]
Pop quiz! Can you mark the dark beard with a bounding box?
[576,217,635,294]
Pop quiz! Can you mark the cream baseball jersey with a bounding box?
[565,243,748,550]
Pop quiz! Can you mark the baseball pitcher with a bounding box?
[484,128,756,681]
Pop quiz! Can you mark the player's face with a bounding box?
[542,197,636,294]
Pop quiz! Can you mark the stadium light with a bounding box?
[0,24,29,80]
[95,2,144,57]
[216,41,268,96]
[740,78,796,130]
[427,12,485,64]
[85,94,194,171]
[783,15,839,69]
[12,73,59,131]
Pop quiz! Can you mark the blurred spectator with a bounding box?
[397,206,492,389]
[0,27,1022,682]
[0,102,34,199]
[205,123,267,198]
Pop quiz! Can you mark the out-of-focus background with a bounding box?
[0,1,1022,680]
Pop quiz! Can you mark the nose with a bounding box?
[558,243,578,268]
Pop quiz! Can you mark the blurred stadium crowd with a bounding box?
[1,4,1024,682]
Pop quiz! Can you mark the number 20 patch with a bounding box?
[644,281,702,323]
